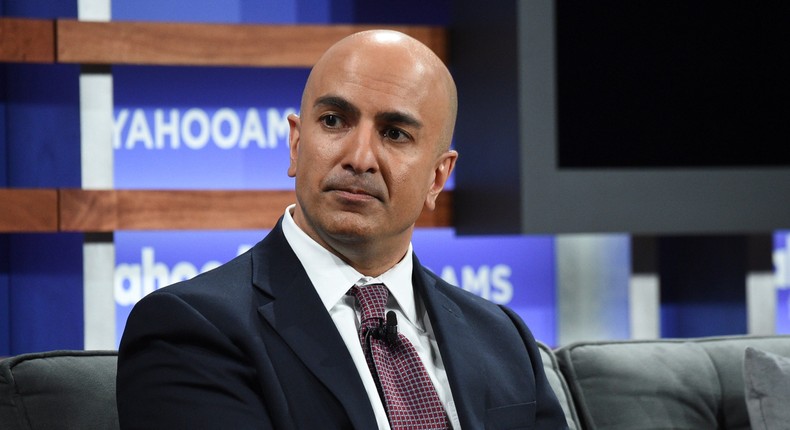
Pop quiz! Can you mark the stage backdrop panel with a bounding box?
[114,66,306,190]
[111,6,552,347]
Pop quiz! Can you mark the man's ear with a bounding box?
[287,113,301,178]
[424,150,458,211]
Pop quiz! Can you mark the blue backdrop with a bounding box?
[110,1,547,348]
[775,231,790,334]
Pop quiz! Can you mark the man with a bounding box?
[117,30,567,429]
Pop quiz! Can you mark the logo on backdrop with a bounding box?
[115,245,250,306]
[114,107,296,151]
[112,106,299,189]
[438,265,513,304]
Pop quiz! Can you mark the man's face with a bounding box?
[287,39,456,254]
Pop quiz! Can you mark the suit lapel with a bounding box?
[252,222,377,429]
[413,256,488,428]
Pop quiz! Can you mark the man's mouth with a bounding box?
[324,176,384,202]
[331,187,380,202]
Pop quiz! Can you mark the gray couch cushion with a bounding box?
[743,347,790,430]
[0,350,119,430]
[538,342,581,429]
[555,335,790,430]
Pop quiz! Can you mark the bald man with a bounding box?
[116,30,568,430]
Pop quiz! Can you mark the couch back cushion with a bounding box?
[555,335,790,429]
[0,350,119,430]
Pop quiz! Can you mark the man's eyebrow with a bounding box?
[376,111,423,129]
[313,95,359,116]
[313,95,422,129]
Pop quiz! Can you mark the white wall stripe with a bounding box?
[629,274,660,340]
[79,0,115,350]
[557,234,631,345]
[747,272,776,335]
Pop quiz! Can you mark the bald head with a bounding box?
[286,29,460,274]
[302,30,458,152]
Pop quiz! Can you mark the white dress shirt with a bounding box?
[281,205,460,429]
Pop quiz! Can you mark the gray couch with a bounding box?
[1,335,789,429]
[542,334,790,429]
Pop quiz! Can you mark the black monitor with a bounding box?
[453,0,790,234]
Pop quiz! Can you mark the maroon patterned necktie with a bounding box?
[349,283,450,430]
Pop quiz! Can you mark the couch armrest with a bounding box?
[538,341,581,429]
[0,350,119,430]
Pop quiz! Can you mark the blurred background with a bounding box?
[2,0,789,356]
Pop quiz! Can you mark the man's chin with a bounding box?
[322,222,376,244]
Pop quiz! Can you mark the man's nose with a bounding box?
[342,123,379,174]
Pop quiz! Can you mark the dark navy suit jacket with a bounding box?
[117,220,567,429]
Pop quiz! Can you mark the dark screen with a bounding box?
[556,1,790,168]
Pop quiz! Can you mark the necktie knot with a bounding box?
[349,283,389,325]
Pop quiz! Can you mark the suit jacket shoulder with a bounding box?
[118,222,376,429]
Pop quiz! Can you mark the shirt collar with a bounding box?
[281,205,418,324]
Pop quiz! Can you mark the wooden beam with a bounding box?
[58,189,118,231]
[59,189,453,231]
[0,189,58,232]
[59,189,288,231]
[0,18,55,63]
[114,190,294,230]
[56,20,447,67]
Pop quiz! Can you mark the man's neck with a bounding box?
[290,206,413,277]
[311,232,408,277]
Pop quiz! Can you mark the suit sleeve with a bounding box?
[116,291,281,430]
[499,305,569,430]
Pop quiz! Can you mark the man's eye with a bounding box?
[383,128,408,141]
[321,115,342,128]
